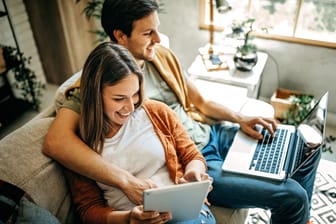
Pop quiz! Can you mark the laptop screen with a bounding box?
[297,92,328,149]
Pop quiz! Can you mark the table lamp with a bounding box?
[199,0,232,71]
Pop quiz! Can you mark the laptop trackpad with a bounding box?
[222,130,256,171]
[230,130,257,154]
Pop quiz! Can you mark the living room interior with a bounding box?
[0,0,335,223]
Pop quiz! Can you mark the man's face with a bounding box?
[121,11,161,65]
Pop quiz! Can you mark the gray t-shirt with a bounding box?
[143,62,210,151]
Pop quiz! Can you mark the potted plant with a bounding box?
[282,94,315,126]
[270,88,315,126]
[229,18,259,71]
[271,88,335,154]
[1,45,45,110]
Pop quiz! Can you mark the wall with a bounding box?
[24,0,98,85]
[158,0,336,126]
[0,0,45,88]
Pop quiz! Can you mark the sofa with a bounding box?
[0,70,274,223]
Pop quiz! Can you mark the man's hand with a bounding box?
[239,116,277,139]
[122,178,158,205]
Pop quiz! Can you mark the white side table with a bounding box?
[188,51,268,99]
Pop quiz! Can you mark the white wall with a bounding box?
[158,0,336,126]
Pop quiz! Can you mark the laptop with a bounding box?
[222,92,328,181]
[143,180,211,222]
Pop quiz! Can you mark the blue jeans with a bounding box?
[169,204,216,224]
[202,124,321,224]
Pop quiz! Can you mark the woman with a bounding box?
[66,42,215,224]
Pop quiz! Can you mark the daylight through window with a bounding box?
[200,0,336,48]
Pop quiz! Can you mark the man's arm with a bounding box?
[187,78,242,123]
[186,79,276,139]
[43,107,154,204]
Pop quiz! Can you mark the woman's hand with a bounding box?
[129,206,172,224]
[178,160,212,183]
[122,178,158,205]
[178,160,213,206]
[179,170,213,184]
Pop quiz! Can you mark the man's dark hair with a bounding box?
[101,0,159,42]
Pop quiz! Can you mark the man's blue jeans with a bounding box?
[202,124,321,224]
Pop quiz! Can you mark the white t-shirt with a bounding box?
[97,107,174,210]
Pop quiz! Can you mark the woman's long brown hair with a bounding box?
[79,42,144,153]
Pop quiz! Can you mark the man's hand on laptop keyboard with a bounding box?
[238,116,277,140]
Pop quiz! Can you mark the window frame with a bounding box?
[199,0,336,49]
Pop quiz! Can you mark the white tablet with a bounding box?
[143,181,211,222]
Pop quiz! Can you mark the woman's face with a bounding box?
[102,74,140,127]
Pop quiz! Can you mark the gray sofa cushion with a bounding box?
[0,117,76,223]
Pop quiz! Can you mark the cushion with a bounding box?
[0,117,76,223]
[210,205,248,224]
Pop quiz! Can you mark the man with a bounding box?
[43,1,319,223]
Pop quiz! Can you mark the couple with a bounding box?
[43,0,320,223]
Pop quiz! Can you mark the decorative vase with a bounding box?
[233,52,258,71]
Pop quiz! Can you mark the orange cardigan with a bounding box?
[66,100,206,224]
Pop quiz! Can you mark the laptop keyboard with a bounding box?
[249,128,288,174]
[293,137,305,167]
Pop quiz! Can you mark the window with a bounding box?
[200,0,336,48]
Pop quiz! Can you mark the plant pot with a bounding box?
[270,88,314,120]
[233,52,258,71]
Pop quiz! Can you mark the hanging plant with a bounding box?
[1,45,45,110]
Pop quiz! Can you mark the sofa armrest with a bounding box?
[192,78,274,118]
[240,98,274,118]
[0,117,76,223]
[32,105,56,120]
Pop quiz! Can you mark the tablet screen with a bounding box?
[143,181,210,222]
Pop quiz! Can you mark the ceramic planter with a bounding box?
[233,51,258,71]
